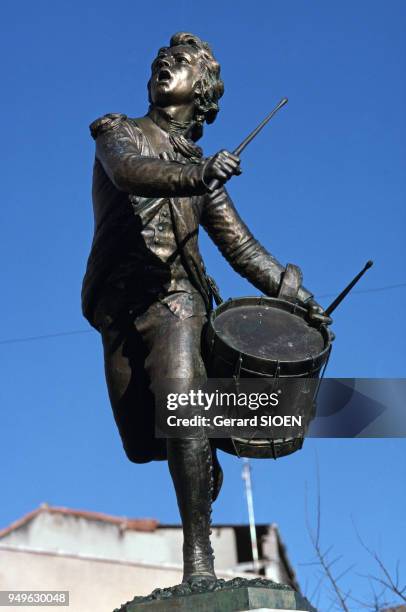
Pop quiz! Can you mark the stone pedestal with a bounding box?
[114,578,316,612]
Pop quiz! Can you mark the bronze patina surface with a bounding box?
[82,31,329,596]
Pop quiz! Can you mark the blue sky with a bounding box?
[1,0,405,609]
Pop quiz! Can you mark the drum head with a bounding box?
[212,302,325,362]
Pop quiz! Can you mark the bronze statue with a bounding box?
[82,32,330,586]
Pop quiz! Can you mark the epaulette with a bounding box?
[89,113,128,140]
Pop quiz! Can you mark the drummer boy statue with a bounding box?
[82,32,329,587]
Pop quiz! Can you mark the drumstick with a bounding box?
[207,97,288,192]
[233,97,289,156]
[324,260,373,316]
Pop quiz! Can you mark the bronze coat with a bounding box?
[82,113,311,327]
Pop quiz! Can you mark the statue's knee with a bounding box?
[123,440,167,464]
[123,444,152,464]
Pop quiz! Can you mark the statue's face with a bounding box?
[149,45,201,107]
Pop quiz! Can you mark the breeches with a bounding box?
[97,299,207,463]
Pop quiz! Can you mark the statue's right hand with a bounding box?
[202,150,241,187]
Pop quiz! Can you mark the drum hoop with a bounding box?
[208,296,332,370]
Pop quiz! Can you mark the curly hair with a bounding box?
[148,32,224,140]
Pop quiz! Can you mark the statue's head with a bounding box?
[148,32,224,140]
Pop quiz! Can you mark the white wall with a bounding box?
[0,513,239,570]
[0,546,256,612]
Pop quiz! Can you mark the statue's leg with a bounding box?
[98,297,222,580]
[140,303,218,583]
[167,436,216,583]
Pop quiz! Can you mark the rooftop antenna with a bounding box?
[242,458,260,573]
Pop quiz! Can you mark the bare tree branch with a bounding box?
[302,466,405,610]
[352,517,406,603]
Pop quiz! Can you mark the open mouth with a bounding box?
[158,69,172,82]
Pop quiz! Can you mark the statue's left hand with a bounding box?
[305,298,333,326]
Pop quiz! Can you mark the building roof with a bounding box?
[0,503,159,538]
